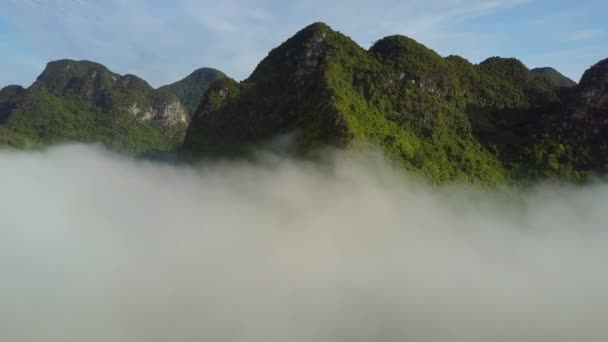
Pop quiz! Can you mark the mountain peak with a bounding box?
[298,22,333,35]
[0,58,226,151]
[479,57,528,70]
[175,68,225,87]
[591,58,608,68]
[531,67,577,88]
[185,23,608,183]
[45,58,108,68]
[532,66,559,73]
[370,35,439,59]
[369,35,445,80]
[246,21,367,86]
[247,22,340,83]
[157,68,226,114]
[576,58,608,110]
[0,85,25,97]
[580,58,608,88]
[478,57,530,82]
[38,59,113,80]
[34,59,121,95]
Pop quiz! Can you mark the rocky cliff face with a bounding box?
[0,60,224,152]
[127,100,188,127]
[31,60,190,133]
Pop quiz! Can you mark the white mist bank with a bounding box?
[1,144,608,342]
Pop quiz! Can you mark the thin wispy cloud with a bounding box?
[1,0,606,87]
[561,29,603,43]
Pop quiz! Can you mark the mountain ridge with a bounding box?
[0,59,225,152]
[181,22,608,184]
[1,22,606,184]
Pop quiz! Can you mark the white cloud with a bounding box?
[2,144,608,341]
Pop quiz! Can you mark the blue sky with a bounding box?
[1,0,606,88]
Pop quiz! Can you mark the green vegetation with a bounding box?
[531,67,577,88]
[158,68,226,114]
[2,23,605,185]
[0,60,224,153]
[182,22,608,184]
[0,92,174,152]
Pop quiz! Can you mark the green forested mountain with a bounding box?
[157,68,226,114]
[181,22,607,184]
[0,60,224,152]
[1,23,606,184]
[531,67,577,88]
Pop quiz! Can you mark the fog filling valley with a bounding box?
[2,144,608,341]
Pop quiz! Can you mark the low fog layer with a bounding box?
[1,144,608,342]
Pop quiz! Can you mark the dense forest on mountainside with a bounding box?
[0,60,224,153]
[182,23,607,183]
[2,23,607,184]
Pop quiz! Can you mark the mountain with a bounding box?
[531,67,577,88]
[2,24,605,184]
[535,59,608,172]
[158,68,226,114]
[0,85,25,124]
[181,22,608,184]
[176,24,550,182]
[0,60,224,152]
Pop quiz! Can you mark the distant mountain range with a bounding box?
[2,22,608,183]
[0,60,224,152]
